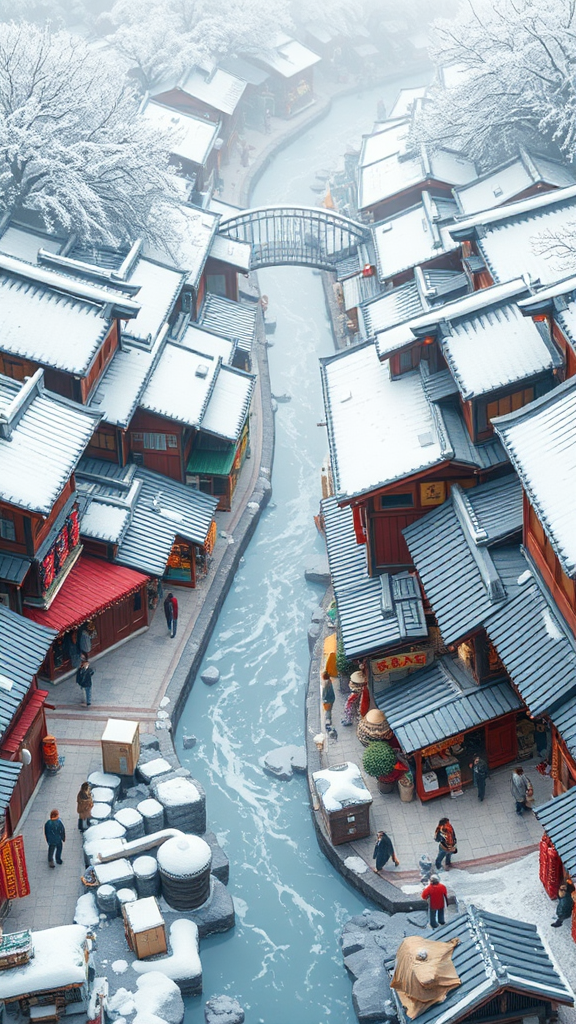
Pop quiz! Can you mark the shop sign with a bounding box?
[0,836,30,899]
[372,650,431,675]
[421,735,465,757]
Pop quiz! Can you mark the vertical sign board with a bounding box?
[0,836,30,899]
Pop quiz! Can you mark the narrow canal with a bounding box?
[176,73,427,1024]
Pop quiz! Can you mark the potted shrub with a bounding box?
[336,639,356,694]
[362,741,397,794]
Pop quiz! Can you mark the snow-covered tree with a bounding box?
[0,23,180,245]
[412,0,576,167]
[102,0,291,92]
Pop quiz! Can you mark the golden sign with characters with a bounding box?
[374,652,428,673]
[420,481,446,507]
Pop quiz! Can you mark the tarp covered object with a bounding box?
[391,936,461,1019]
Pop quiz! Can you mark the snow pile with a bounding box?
[115,807,143,827]
[74,892,99,927]
[132,1013,167,1024]
[344,856,369,874]
[155,777,200,806]
[91,787,114,803]
[313,762,373,811]
[108,987,136,1018]
[132,919,201,992]
[94,858,134,887]
[91,802,113,821]
[139,758,172,781]
[88,771,121,790]
[0,925,87,999]
[112,960,129,974]
[83,820,126,844]
[157,836,211,877]
[134,972,185,1024]
[84,837,126,864]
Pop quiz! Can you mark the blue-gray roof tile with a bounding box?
[0,605,56,739]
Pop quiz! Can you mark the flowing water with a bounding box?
[176,73,427,1024]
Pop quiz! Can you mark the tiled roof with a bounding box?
[140,342,220,427]
[322,496,426,659]
[122,259,185,346]
[485,568,576,716]
[89,334,164,429]
[550,692,576,763]
[177,67,247,115]
[0,604,56,739]
[386,906,574,1024]
[535,787,576,880]
[371,199,460,282]
[0,552,31,586]
[0,371,101,515]
[142,100,219,167]
[403,484,525,645]
[493,377,576,578]
[200,364,255,442]
[358,281,423,338]
[0,760,23,816]
[376,656,521,753]
[453,148,576,216]
[199,294,257,352]
[253,34,321,78]
[144,204,218,290]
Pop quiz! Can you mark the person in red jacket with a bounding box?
[168,593,178,638]
[421,874,448,929]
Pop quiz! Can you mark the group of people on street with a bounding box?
[43,782,94,866]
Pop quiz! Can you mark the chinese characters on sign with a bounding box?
[374,652,428,673]
[0,836,30,900]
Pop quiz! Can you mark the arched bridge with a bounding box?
[218,205,369,271]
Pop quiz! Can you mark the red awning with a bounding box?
[24,556,148,635]
[1,690,49,755]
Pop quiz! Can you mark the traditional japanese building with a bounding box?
[152,65,247,163]
[141,98,221,191]
[453,146,576,217]
[248,35,321,119]
[370,193,463,288]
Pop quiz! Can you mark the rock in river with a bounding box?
[201,667,220,686]
[204,995,245,1024]
[263,745,307,780]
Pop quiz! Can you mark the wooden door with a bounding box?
[485,716,518,768]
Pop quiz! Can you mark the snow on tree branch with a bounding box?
[0,22,181,246]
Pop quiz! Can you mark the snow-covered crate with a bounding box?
[101,719,140,776]
[123,896,167,959]
[93,857,134,888]
[312,762,372,846]
[114,807,145,842]
[137,797,165,834]
[152,776,206,834]
[133,855,160,899]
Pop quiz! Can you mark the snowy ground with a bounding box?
[402,853,576,1022]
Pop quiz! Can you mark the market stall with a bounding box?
[376,656,524,801]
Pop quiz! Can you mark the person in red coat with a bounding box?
[169,593,178,638]
[421,874,448,929]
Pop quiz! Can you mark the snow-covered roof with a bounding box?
[0,225,62,264]
[493,377,576,578]
[441,301,560,400]
[359,118,410,168]
[313,762,372,812]
[358,281,423,339]
[0,371,101,515]
[255,34,321,78]
[200,363,255,441]
[140,342,219,427]
[209,233,252,272]
[359,147,476,212]
[179,324,234,364]
[123,259,185,345]
[142,101,220,167]
[374,277,531,359]
[320,341,447,499]
[199,293,257,351]
[451,181,576,237]
[178,67,246,116]
[0,925,87,999]
[80,501,130,544]
[89,333,165,429]
[453,150,576,216]
[372,201,460,283]
[144,204,218,290]
[389,86,428,118]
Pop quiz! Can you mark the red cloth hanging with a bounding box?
[359,685,370,717]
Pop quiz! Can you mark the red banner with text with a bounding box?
[0,836,30,900]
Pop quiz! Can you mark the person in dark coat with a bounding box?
[510,766,530,814]
[321,671,335,725]
[76,657,94,706]
[435,817,457,870]
[471,755,489,801]
[164,593,178,637]
[44,809,65,867]
[76,782,93,831]
[551,882,574,927]
[372,830,399,873]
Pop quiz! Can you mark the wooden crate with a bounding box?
[321,801,371,846]
[101,719,140,776]
[122,897,167,960]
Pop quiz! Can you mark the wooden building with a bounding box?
[359,142,477,221]
[141,100,221,192]
[248,35,321,119]
[152,66,246,163]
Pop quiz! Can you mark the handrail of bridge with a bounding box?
[218,204,368,237]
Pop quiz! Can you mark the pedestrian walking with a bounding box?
[163,592,174,633]
[372,830,399,873]
[76,781,93,832]
[169,594,178,638]
[510,766,530,815]
[44,809,65,867]
[471,755,489,801]
[551,883,574,927]
[434,817,457,870]
[321,671,335,725]
[421,874,448,929]
[76,657,94,706]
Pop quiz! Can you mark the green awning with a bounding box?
[187,444,236,476]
